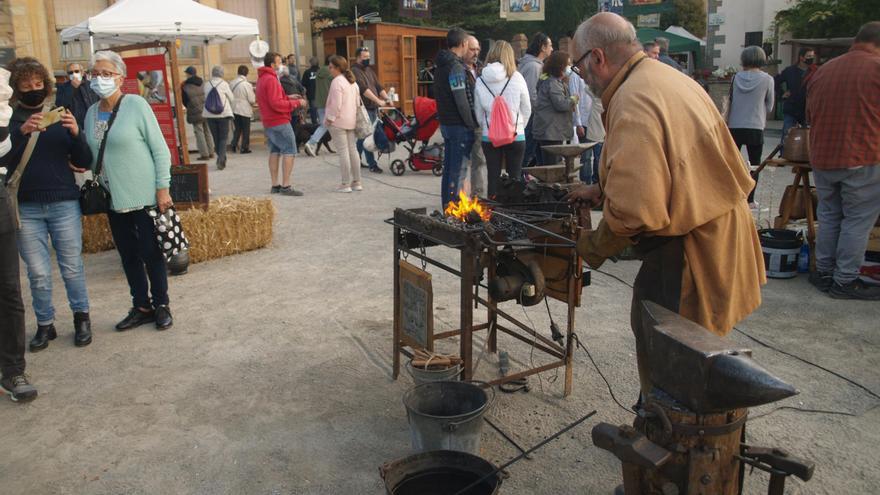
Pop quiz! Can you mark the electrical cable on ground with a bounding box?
[573,333,635,416]
[588,268,880,420]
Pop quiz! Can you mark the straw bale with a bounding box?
[180,196,275,263]
[79,196,275,263]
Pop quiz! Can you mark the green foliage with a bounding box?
[775,0,878,38]
[658,0,706,36]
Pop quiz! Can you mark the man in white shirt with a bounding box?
[230,65,256,154]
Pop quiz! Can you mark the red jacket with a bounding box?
[255,66,300,128]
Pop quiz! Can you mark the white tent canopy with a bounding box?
[665,25,706,47]
[59,0,260,46]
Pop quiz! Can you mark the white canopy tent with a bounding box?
[665,25,707,47]
[59,0,260,48]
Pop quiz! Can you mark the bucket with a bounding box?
[380,450,502,495]
[759,229,802,279]
[406,359,463,386]
[403,381,494,455]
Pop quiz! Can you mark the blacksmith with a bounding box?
[566,13,766,394]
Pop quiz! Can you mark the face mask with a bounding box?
[276,65,286,77]
[804,57,815,64]
[71,72,83,82]
[19,88,47,107]
[90,76,119,99]
[564,66,573,76]
[362,58,371,67]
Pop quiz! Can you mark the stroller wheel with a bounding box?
[432,162,443,177]
[407,158,418,171]
[391,159,406,176]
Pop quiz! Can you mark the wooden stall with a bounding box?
[321,22,448,114]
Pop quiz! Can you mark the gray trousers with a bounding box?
[192,119,214,158]
[814,165,880,284]
[459,128,487,196]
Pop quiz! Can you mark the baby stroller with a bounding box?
[378,97,443,176]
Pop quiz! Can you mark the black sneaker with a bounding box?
[270,185,282,194]
[240,149,252,154]
[360,162,370,169]
[809,270,833,293]
[279,186,304,196]
[1,374,37,402]
[369,166,383,174]
[155,305,173,331]
[115,308,156,331]
[829,279,880,300]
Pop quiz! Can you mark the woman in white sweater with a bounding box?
[474,41,531,197]
[203,65,235,170]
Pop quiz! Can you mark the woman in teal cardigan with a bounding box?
[84,51,174,331]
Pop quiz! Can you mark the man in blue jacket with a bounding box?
[434,28,477,208]
[54,62,99,128]
[775,47,815,147]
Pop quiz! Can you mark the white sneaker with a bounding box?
[303,142,317,157]
[335,185,352,193]
[749,201,759,210]
[351,182,363,191]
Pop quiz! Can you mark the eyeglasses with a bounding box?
[90,70,120,78]
[571,49,594,75]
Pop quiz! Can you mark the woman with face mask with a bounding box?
[0,57,94,352]
[532,51,576,165]
[83,50,174,332]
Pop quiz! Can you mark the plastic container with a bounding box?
[758,229,802,279]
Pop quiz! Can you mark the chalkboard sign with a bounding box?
[398,260,433,351]
[170,163,209,209]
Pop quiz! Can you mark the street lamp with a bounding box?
[354,7,379,46]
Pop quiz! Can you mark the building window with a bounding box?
[744,31,763,48]
[217,0,270,60]
[55,0,109,61]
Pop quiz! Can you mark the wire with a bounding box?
[749,405,862,421]
[573,333,636,415]
[593,268,634,289]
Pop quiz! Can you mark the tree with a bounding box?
[775,0,876,38]
[660,0,706,37]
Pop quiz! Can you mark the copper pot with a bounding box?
[783,127,810,163]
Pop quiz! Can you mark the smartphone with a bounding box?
[37,106,66,130]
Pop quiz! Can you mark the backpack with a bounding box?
[205,82,224,114]
[480,77,517,148]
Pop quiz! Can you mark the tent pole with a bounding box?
[289,0,301,71]
[167,41,190,166]
[203,40,209,80]
[89,34,94,55]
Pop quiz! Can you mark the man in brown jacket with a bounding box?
[566,13,766,393]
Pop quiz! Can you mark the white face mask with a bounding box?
[71,72,83,82]
[564,66,573,76]
[90,75,119,99]
[276,65,286,77]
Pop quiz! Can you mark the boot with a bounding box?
[74,312,92,347]
[29,323,57,352]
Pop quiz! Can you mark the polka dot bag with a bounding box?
[148,207,189,261]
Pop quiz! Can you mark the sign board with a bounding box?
[313,0,339,8]
[398,260,433,351]
[630,0,663,4]
[500,0,544,21]
[169,163,209,209]
[709,12,726,26]
[122,55,179,165]
[637,13,661,27]
[400,0,430,18]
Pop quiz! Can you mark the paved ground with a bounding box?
[1,130,878,494]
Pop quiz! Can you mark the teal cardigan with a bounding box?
[84,95,171,212]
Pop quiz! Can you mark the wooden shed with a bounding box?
[321,22,449,114]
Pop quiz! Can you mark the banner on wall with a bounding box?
[121,55,179,165]
[313,0,339,9]
[400,0,430,19]
[500,0,544,21]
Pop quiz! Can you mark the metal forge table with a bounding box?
[388,206,586,397]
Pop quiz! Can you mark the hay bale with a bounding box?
[82,214,115,253]
[79,196,275,263]
[179,196,275,263]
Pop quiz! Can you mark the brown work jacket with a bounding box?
[597,51,766,335]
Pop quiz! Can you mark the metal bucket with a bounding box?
[380,449,502,495]
[405,359,462,385]
[403,381,494,455]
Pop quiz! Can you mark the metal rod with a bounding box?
[491,210,576,246]
[452,410,598,495]
[484,417,532,460]
[478,297,566,354]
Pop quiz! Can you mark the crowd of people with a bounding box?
[0,14,877,406]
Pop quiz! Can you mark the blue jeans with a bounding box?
[780,113,805,149]
[440,124,475,207]
[17,200,89,325]
[522,115,538,168]
[356,109,378,168]
[577,140,604,184]
[307,108,328,145]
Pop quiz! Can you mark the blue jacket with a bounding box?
[774,64,809,120]
[0,104,92,203]
[55,81,99,128]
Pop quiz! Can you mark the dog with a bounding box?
[293,120,334,155]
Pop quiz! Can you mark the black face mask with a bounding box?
[804,57,815,64]
[19,88,47,107]
[362,58,371,67]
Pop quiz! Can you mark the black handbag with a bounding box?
[79,95,124,215]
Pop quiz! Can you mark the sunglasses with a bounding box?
[67,69,82,75]
[571,49,594,75]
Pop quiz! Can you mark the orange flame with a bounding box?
[445,191,491,222]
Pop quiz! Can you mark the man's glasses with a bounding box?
[571,49,593,75]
